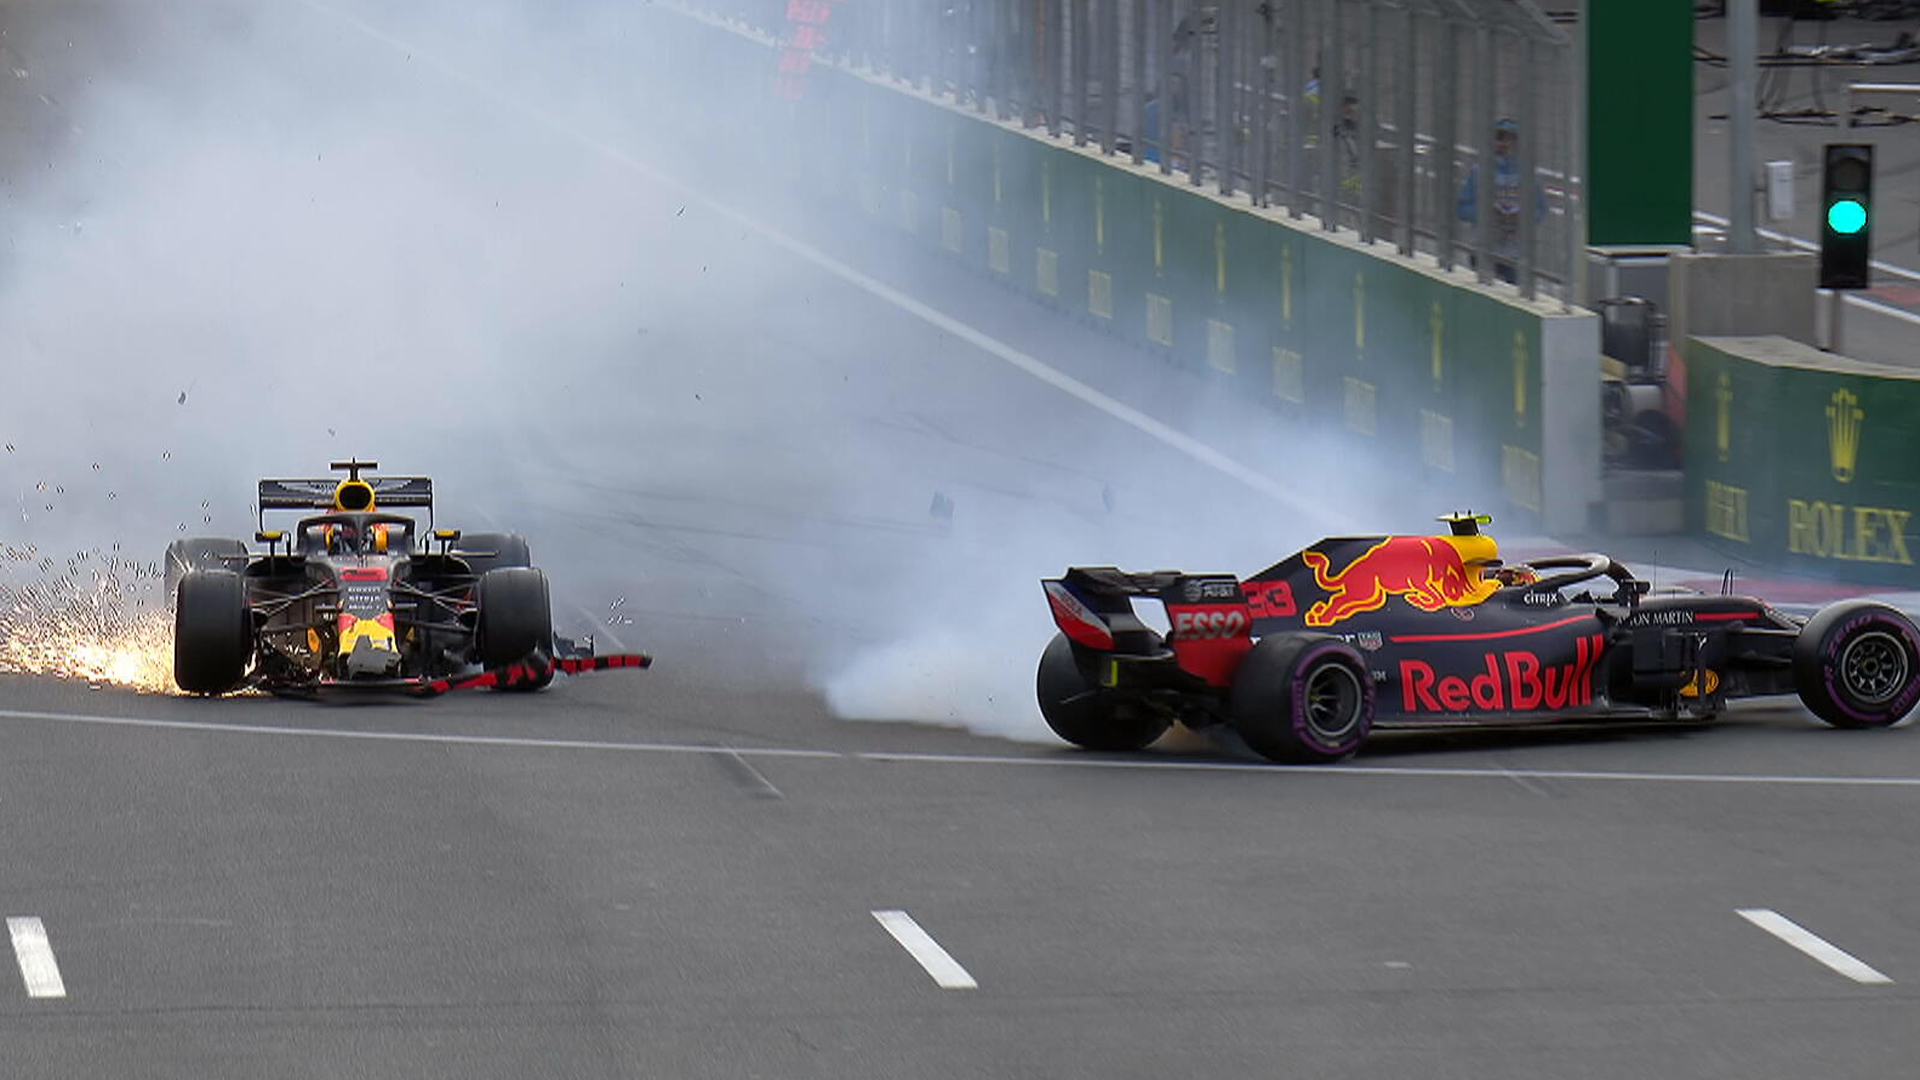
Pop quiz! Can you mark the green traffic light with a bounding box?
[1828,198,1868,235]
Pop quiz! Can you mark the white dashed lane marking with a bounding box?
[1737,908,1894,986]
[7,917,67,999]
[872,910,978,990]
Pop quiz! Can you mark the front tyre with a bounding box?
[459,533,533,576]
[174,569,252,695]
[1230,634,1374,763]
[1035,633,1170,751]
[1793,600,1920,729]
[477,567,555,691]
[163,537,248,604]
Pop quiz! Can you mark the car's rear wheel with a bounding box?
[1231,634,1374,763]
[163,538,247,604]
[477,566,554,690]
[174,569,252,695]
[1036,633,1170,751]
[1793,600,1920,728]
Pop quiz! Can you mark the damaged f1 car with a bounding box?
[165,460,648,696]
[1040,513,1920,763]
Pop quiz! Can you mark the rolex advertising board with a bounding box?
[1688,336,1920,585]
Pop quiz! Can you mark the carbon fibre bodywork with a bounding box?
[1042,534,1812,733]
[172,464,650,696]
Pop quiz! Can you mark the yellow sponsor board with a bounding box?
[1207,319,1235,374]
[1343,378,1376,437]
[1704,480,1750,543]
[1420,410,1455,473]
[1272,347,1304,403]
[1088,270,1114,320]
[1036,248,1059,297]
[1501,445,1542,513]
[1145,294,1173,346]
[1786,499,1914,565]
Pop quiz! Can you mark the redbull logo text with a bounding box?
[1400,635,1606,714]
[1301,536,1499,627]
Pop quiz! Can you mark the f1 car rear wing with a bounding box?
[1044,566,1254,686]
[1044,567,1245,650]
[257,476,434,528]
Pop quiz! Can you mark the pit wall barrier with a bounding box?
[1687,336,1920,587]
[656,7,1600,533]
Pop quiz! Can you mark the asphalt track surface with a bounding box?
[4,4,1920,1077]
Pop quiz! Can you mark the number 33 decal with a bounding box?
[1242,580,1297,618]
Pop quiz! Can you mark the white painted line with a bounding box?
[721,745,784,799]
[871,910,977,989]
[12,705,1920,790]
[0,706,842,761]
[7,917,67,999]
[1736,908,1893,985]
[293,0,1353,530]
[856,748,1920,788]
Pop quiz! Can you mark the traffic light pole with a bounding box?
[1830,277,1846,354]
[1832,85,1857,354]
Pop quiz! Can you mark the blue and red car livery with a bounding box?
[1037,514,1920,763]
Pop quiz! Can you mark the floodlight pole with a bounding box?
[1728,0,1759,254]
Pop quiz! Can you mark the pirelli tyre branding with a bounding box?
[1398,634,1606,714]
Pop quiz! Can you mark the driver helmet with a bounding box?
[324,523,358,554]
[1494,565,1539,588]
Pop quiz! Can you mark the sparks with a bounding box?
[0,556,178,694]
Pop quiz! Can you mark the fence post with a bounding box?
[1518,30,1538,299]
[1473,19,1494,284]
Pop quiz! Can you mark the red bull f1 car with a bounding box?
[1039,514,1920,763]
[165,460,649,696]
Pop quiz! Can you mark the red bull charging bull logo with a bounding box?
[1301,536,1499,627]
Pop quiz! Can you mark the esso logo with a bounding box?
[1172,609,1247,639]
[1242,579,1297,618]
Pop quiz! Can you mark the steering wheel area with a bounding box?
[1520,552,1631,596]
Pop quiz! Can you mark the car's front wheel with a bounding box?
[1230,634,1374,763]
[1793,600,1920,728]
[476,567,555,690]
[163,537,247,605]
[1035,633,1169,751]
[174,569,252,695]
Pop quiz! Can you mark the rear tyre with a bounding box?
[459,533,532,577]
[1230,634,1374,764]
[1035,633,1170,751]
[1793,600,1920,729]
[477,567,554,691]
[174,569,252,695]
[163,538,248,603]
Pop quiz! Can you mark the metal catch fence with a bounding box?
[696,0,1583,306]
